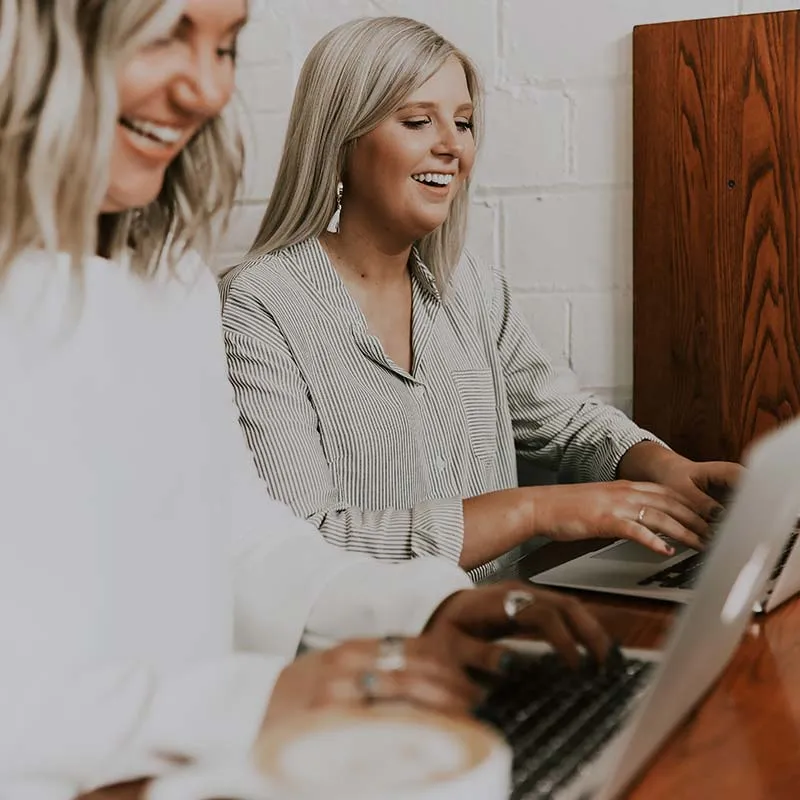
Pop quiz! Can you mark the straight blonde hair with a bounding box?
[249,16,483,287]
[0,0,244,281]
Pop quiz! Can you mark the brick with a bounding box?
[513,294,571,367]
[504,0,738,80]
[740,1,798,11]
[571,84,632,184]
[465,200,498,267]
[239,111,289,202]
[502,190,632,292]
[570,290,633,390]
[218,204,268,257]
[238,10,292,66]
[474,89,567,188]
[369,0,496,80]
[236,62,294,115]
[280,0,376,61]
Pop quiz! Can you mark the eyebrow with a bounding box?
[397,101,474,113]
[177,14,249,36]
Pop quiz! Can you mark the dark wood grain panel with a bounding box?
[633,11,800,462]
[739,13,800,445]
[632,22,677,447]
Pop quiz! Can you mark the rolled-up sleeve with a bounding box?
[486,260,664,482]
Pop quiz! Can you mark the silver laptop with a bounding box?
[482,418,800,799]
[531,476,800,614]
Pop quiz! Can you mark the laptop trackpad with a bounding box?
[591,540,688,564]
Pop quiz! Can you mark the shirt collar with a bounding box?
[409,247,442,304]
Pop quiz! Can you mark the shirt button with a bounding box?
[435,455,447,473]
[413,383,425,397]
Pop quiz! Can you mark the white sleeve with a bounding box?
[228,412,474,655]
[0,429,283,793]
[0,656,282,797]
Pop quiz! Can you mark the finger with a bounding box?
[675,481,724,526]
[402,641,486,699]
[377,669,478,714]
[701,461,743,489]
[516,604,582,669]
[556,596,612,665]
[430,631,512,677]
[639,507,706,550]
[630,482,713,532]
[636,494,710,541]
[610,518,676,555]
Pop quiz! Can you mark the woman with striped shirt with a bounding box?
[220,16,740,579]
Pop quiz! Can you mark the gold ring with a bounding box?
[637,506,647,525]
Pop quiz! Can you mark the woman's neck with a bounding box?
[320,217,413,286]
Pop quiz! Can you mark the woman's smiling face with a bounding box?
[103,0,247,213]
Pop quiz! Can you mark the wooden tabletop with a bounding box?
[80,540,800,800]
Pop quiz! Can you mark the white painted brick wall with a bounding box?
[218,0,797,408]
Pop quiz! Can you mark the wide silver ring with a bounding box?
[376,635,407,672]
[637,506,647,525]
[503,589,536,621]
[358,670,380,702]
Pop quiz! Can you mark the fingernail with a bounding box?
[710,507,725,523]
[498,651,519,675]
[605,641,624,670]
[663,544,675,556]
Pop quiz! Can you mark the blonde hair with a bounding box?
[0,0,244,281]
[249,16,483,286]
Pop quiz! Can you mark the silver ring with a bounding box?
[376,635,407,672]
[358,670,380,702]
[637,506,647,525]
[503,589,536,621]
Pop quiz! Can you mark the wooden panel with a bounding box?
[633,11,800,462]
[739,13,800,447]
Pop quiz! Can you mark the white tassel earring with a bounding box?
[326,180,343,234]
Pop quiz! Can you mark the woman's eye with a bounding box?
[217,45,238,61]
[456,119,474,132]
[402,118,431,129]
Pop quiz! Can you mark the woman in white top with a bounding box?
[0,2,613,797]
[221,17,741,579]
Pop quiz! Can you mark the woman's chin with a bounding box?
[101,175,165,214]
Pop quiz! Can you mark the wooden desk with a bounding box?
[505,541,800,799]
[80,541,800,800]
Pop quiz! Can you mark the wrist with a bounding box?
[616,441,676,481]
[522,485,550,537]
[423,589,469,633]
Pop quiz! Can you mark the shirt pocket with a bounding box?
[450,369,498,467]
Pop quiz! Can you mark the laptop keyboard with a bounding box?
[475,652,654,799]
[638,523,800,591]
[637,552,704,589]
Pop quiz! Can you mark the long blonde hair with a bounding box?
[249,16,483,286]
[0,0,244,280]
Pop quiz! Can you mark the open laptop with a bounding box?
[477,418,800,800]
[531,474,800,613]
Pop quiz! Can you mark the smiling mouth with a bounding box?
[119,116,184,147]
[412,173,454,187]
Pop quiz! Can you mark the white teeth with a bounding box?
[122,117,183,145]
[412,173,454,186]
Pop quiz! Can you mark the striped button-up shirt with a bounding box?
[220,237,657,580]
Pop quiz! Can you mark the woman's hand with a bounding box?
[422,582,613,671]
[265,637,483,725]
[529,479,712,555]
[617,442,742,521]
